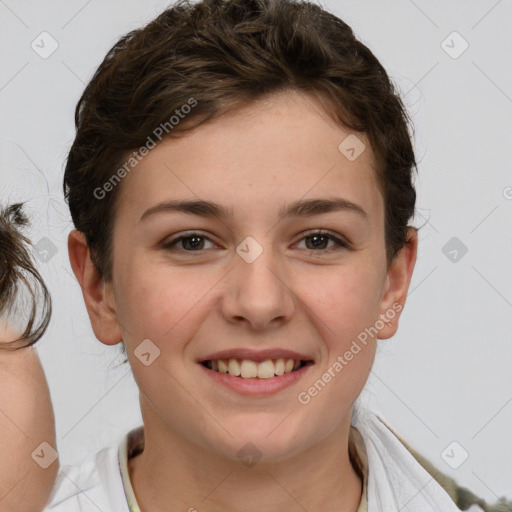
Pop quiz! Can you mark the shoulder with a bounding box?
[381,418,511,512]
[43,444,128,512]
[351,405,502,511]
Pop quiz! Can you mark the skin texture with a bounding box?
[69,90,417,512]
[0,325,59,512]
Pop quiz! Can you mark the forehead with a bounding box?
[115,90,383,227]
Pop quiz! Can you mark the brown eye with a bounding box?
[162,232,217,252]
[295,231,349,252]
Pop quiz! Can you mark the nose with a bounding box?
[221,243,296,331]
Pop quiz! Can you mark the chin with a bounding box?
[205,418,314,465]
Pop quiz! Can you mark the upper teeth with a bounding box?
[207,358,302,379]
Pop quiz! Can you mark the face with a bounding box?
[76,90,416,463]
[0,327,59,512]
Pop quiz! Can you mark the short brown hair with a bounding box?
[64,0,417,281]
[0,203,52,350]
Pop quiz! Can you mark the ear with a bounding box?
[68,230,122,345]
[377,227,418,340]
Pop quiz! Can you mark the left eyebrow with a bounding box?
[279,198,368,222]
[139,197,368,223]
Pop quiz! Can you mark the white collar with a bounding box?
[351,402,479,511]
[116,403,471,512]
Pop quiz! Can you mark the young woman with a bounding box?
[0,203,58,512]
[44,0,501,510]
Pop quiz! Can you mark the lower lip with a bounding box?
[198,363,313,395]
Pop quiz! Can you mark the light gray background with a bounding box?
[1,0,511,504]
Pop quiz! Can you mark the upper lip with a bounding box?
[199,348,314,363]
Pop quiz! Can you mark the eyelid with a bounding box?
[161,229,350,253]
[161,230,219,250]
[294,229,350,250]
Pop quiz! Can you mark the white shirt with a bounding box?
[43,426,366,512]
[43,405,479,512]
[43,438,132,511]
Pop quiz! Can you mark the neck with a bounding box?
[128,399,363,512]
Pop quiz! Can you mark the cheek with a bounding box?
[294,264,381,399]
[116,262,215,342]
[299,263,383,338]
[299,270,379,407]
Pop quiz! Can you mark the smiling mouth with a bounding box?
[200,358,314,379]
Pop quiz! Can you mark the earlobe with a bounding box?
[377,227,418,340]
[68,230,123,345]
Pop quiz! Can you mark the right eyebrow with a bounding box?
[139,199,233,223]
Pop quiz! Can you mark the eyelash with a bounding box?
[161,230,349,254]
